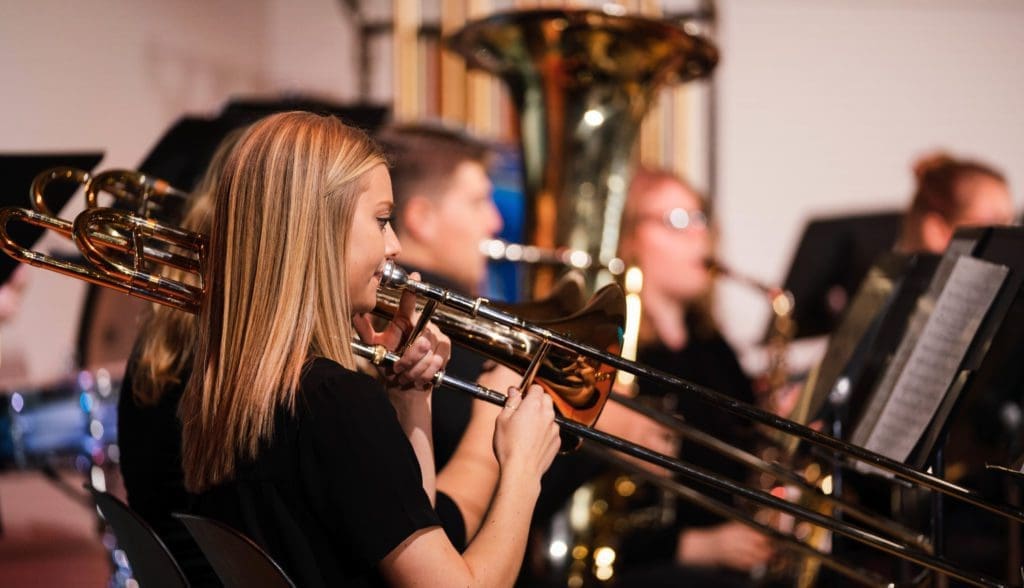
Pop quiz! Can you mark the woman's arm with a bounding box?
[387,372,437,505]
[435,365,518,537]
[380,385,561,588]
[353,277,451,505]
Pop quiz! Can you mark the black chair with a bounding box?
[173,513,296,588]
[86,487,189,588]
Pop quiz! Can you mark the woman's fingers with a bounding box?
[402,348,444,387]
[391,336,448,389]
[419,324,451,363]
[503,386,523,415]
[352,313,376,343]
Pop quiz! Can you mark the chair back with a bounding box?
[87,487,189,588]
[174,513,296,588]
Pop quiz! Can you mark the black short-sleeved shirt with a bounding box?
[615,324,757,570]
[119,351,218,586]
[193,357,442,587]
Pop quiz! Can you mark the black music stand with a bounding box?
[772,210,902,340]
[132,98,390,215]
[0,153,104,285]
[816,226,1024,583]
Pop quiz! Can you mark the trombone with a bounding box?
[0,177,1019,587]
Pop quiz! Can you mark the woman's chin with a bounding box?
[352,296,376,316]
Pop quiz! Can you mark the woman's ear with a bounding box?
[400,195,438,243]
[920,211,953,254]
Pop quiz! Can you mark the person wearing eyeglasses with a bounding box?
[608,167,774,586]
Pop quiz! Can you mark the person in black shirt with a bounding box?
[178,112,560,587]
[376,123,520,538]
[609,167,774,584]
[120,124,477,562]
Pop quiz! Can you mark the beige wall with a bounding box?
[0,0,356,384]
[712,0,1024,362]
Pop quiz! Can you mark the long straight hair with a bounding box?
[132,128,243,406]
[181,112,385,492]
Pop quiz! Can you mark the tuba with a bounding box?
[446,8,719,586]
[446,7,717,296]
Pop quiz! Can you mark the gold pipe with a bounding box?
[440,0,468,124]
[393,0,422,121]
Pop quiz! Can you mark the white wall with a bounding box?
[0,0,356,384]
[712,0,1024,364]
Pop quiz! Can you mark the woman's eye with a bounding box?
[376,215,394,230]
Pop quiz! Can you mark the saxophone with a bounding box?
[705,259,797,414]
[708,263,836,588]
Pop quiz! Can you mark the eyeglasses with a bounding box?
[637,208,709,232]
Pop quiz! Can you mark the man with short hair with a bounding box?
[376,123,510,542]
[377,124,504,296]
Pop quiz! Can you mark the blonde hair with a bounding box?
[181,112,385,492]
[131,128,243,406]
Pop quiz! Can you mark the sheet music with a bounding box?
[853,255,1007,467]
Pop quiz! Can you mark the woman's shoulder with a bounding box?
[299,357,387,412]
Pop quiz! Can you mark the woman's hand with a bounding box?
[492,385,561,489]
[352,272,451,394]
[353,273,450,504]
[677,521,774,571]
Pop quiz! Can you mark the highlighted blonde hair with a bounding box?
[181,112,385,492]
[132,127,243,406]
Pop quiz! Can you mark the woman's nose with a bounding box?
[385,223,402,257]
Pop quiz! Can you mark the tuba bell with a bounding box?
[446,7,717,297]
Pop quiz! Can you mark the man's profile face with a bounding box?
[432,160,503,292]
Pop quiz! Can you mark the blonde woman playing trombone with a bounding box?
[179,111,561,587]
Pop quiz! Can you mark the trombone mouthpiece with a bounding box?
[380,259,409,288]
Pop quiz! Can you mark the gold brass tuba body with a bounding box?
[446,7,717,296]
